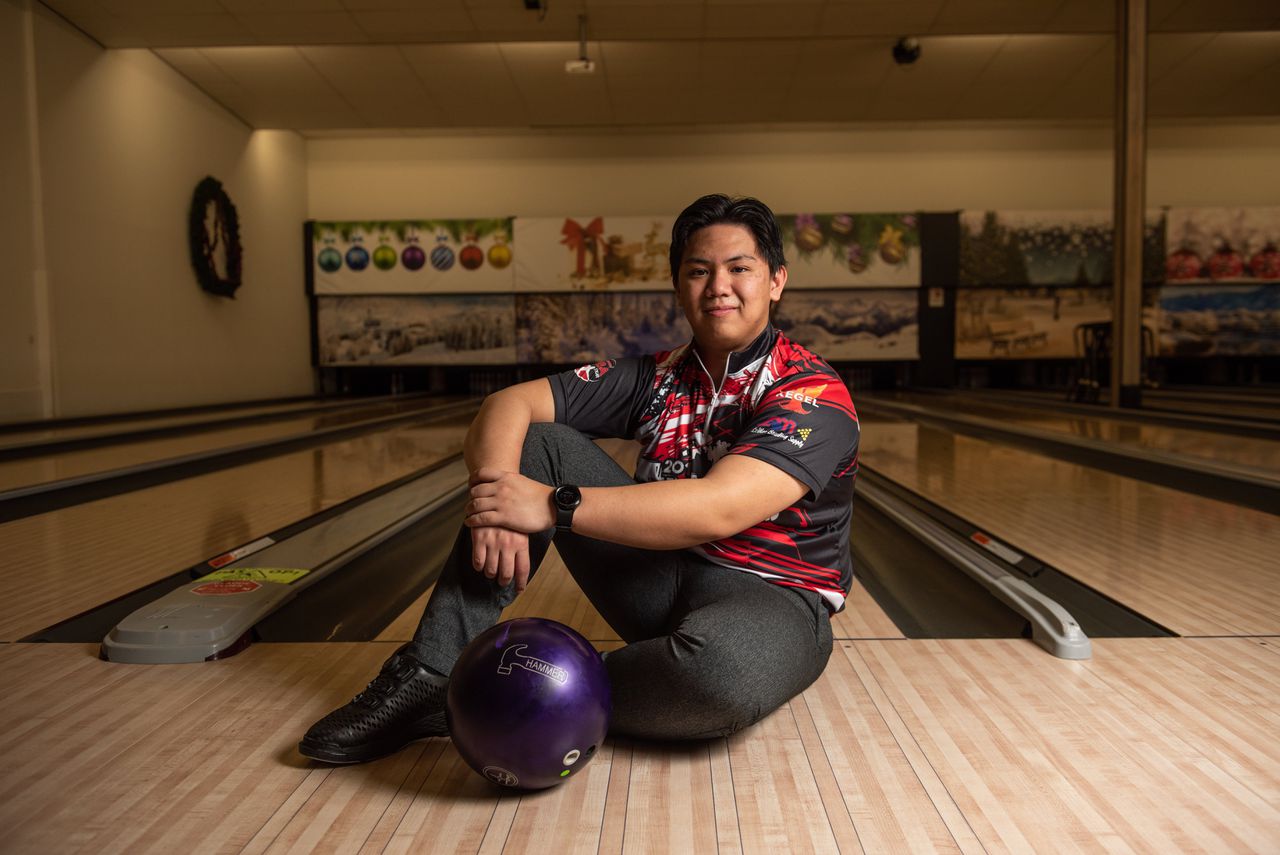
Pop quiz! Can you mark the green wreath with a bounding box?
[188,176,242,298]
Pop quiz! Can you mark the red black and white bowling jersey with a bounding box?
[549,326,859,612]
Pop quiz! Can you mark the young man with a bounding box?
[300,194,859,763]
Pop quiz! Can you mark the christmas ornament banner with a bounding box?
[312,219,515,295]
[1164,207,1280,284]
[959,209,1167,287]
[776,213,921,288]
[513,216,675,292]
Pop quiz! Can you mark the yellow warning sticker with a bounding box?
[194,567,311,585]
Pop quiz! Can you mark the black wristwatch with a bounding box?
[553,484,582,531]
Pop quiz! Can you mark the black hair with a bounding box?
[669,194,787,284]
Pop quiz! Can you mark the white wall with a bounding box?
[307,120,1280,220]
[3,4,313,420]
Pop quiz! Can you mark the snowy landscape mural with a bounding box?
[1157,284,1280,357]
[956,287,1157,360]
[516,292,689,363]
[774,289,918,360]
[316,295,516,365]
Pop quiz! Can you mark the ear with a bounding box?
[769,265,788,302]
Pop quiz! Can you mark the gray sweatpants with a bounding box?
[410,422,833,740]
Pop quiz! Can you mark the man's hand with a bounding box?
[465,468,556,534]
[470,526,533,593]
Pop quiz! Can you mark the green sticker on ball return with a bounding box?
[195,567,311,585]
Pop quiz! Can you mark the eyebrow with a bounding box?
[682,254,757,266]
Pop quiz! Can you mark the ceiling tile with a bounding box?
[585,5,706,40]
[350,9,480,42]
[96,0,225,14]
[817,1,946,38]
[219,0,344,11]
[930,0,1064,34]
[1153,0,1280,32]
[135,13,257,47]
[298,46,440,125]
[1043,0,1112,33]
[704,1,824,39]
[233,11,368,43]
[600,41,699,76]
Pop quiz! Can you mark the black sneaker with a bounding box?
[298,647,449,764]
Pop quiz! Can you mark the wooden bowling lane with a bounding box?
[0,412,473,641]
[1142,388,1280,423]
[2,635,1275,852]
[873,390,1280,476]
[0,397,458,493]
[860,415,1280,637]
[0,397,344,450]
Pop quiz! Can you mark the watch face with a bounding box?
[555,485,582,509]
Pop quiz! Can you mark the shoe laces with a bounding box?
[354,656,417,708]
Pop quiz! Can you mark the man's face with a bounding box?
[675,223,787,358]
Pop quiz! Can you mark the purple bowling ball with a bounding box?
[446,618,610,790]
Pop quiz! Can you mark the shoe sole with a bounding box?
[298,722,449,765]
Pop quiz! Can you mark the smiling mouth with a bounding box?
[705,306,737,316]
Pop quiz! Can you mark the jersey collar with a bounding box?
[687,325,777,390]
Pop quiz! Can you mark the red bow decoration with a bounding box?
[561,217,604,277]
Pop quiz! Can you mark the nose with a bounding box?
[705,267,732,297]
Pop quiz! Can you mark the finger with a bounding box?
[464,510,498,528]
[471,534,488,574]
[513,546,531,594]
[469,482,496,499]
[496,548,515,588]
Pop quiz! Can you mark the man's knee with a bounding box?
[519,422,585,481]
[634,633,783,739]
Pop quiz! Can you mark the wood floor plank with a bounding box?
[831,581,902,640]
[708,738,743,855]
[725,705,840,854]
[0,643,383,854]
[4,638,1277,853]
[860,418,1280,636]
[856,638,1280,854]
[596,738,634,855]
[798,643,969,854]
[1084,637,1280,805]
[622,740,721,854]
[493,748,615,855]
[255,743,445,854]
[379,746,507,855]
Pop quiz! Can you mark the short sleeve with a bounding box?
[547,357,654,439]
[729,374,859,498]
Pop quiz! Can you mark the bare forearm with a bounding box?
[463,381,552,474]
[465,438,807,553]
[572,476,785,550]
